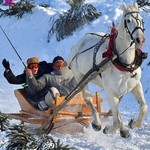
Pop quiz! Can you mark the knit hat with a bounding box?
[52,56,64,64]
[27,57,39,65]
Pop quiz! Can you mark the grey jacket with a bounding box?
[28,66,77,97]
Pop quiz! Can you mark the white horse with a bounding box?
[68,2,148,138]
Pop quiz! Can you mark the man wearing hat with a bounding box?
[2,57,53,106]
[2,57,53,84]
[26,56,77,110]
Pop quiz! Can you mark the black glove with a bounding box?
[141,52,148,59]
[2,59,10,70]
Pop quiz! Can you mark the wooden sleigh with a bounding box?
[6,88,112,133]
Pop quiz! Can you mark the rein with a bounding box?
[41,9,147,130]
[41,34,112,130]
[69,33,109,69]
[41,57,111,130]
[93,34,109,70]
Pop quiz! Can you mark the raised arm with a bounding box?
[2,59,26,84]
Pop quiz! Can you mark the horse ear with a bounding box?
[134,2,139,9]
[122,2,127,12]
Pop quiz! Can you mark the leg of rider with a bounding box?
[38,87,60,110]
[38,98,49,111]
[45,87,60,107]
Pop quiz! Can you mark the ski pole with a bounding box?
[0,25,26,67]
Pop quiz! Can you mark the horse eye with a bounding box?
[127,19,130,23]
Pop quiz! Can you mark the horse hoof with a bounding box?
[128,119,134,129]
[103,125,109,134]
[120,130,130,138]
[92,123,101,131]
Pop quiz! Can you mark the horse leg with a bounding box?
[82,86,102,131]
[105,96,123,117]
[71,70,102,131]
[119,96,130,138]
[103,95,130,138]
[129,82,148,128]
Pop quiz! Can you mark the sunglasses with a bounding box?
[28,63,39,69]
[53,61,65,68]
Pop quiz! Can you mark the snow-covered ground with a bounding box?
[0,0,150,149]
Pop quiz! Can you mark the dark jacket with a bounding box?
[28,65,77,97]
[3,61,53,100]
[4,61,53,84]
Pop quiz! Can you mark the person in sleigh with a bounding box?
[25,56,77,111]
[2,57,53,109]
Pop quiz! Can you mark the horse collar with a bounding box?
[112,49,146,73]
[102,26,147,73]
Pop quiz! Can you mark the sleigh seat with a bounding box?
[6,88,111,132]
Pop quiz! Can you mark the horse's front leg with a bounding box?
[103,94,130,138]
[82,86,102,131]
[129,82,148,128]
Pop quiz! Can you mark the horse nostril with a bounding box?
[136,37,145,44]
[143,37,145,43]
[136,38,140,43]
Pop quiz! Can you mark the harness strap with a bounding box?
[41,57,111,129]
[102,26,118,58]
[101,25,147,73]
[93,34,109,70]
[69,33,109,69]
[69,43,97,69]
[112,49,147,73]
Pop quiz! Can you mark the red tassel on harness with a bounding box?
[102,26,118,58]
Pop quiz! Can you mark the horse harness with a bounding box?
[106,26,146,74]
[70,26,146,81]
[124,11,145,41]
[69,11,147,82]
[112,11,146,74]
[51,11,147,125]
[93,11,146,75]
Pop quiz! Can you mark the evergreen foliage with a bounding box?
[47,0,101,42]
[137,0,150,12]
[0,0,35,18]
[0,113,76,150]
[0,112,10,131]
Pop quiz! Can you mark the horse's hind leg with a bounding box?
[129,82,148,128]
[82,86,102,131]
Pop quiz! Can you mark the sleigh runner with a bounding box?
[5,88,111,133]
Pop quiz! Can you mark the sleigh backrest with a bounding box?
[14,89,50,116]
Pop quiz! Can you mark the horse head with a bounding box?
[122,2,145,49]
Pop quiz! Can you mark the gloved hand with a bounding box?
[2,59,10,70]
[141,52,148,59]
